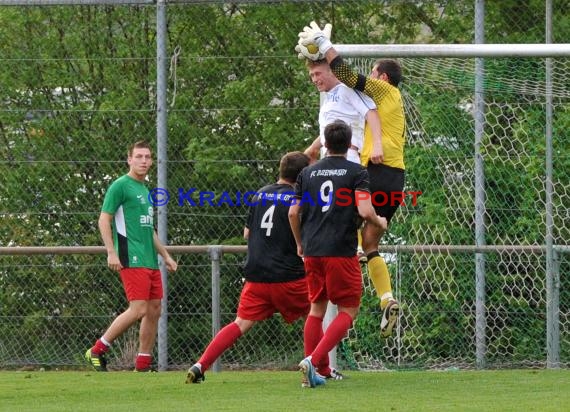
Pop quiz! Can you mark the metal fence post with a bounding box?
[474,0,487,370]
[209,245,223,372]
[545,0,560,370]
[547,248,561,368]
[156,0,169,371]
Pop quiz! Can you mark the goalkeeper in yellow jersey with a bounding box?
[296,22,405,338]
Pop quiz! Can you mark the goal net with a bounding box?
[342,54,570,370]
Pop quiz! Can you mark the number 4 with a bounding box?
[260,204,276,236]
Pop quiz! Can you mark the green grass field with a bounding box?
[1,369,569,411]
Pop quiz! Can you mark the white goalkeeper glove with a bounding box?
[298,21,333,58]
[294,42,323,61]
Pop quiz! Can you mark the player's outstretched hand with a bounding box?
[298,21,333,54]
[298,21,332,43]
[295,42,322,61]
[295,21,333,61]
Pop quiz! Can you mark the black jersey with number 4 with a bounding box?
[295,156,370,257]
[243,183,305,283]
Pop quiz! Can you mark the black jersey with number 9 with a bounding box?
[294,156,370,257]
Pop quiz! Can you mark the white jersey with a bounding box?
[319,82,376,164]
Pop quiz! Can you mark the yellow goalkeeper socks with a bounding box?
[366,251,393,310]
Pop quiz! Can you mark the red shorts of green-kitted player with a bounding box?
[120,267,163,301]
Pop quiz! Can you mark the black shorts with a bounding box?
[367,163,405,223]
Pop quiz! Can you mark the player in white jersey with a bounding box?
[304,59,383,165]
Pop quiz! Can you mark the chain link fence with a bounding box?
[1,1,569,371]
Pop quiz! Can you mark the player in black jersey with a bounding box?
[289,120,387,388]
[187,151,316,384]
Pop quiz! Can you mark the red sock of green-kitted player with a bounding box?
[92,338,110,355]
[135,353,153,371]
[85,337,110,372]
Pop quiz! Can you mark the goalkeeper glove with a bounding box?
[298,21,333,55]
[295,42,323,61]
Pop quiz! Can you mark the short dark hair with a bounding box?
[324,120,351,155]
[374,59,402,87]
[128,140,151,157]
[279,151,310,182]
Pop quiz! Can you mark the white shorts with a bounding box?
[347,147,360,164]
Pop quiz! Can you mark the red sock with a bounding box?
[198,322,242,372]
[135,353,152,370]
[303,315,323,356]
[92,339,110,355]
[304,315,332,375]
[311,312,353,368]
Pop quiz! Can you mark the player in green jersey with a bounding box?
[85,141,177,372]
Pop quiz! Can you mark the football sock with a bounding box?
[366,251,393,309]
[92,338,110,355]
[304,315,331,374]
[303,315,323,356]
[311,312,353,368]
[135,353,152,370]
[198,322,242,372]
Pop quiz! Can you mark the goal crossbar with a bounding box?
[335,43,570,58]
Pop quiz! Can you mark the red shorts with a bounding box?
[303,256,362,308]
[119,268,163,301]
[237,278,310,324]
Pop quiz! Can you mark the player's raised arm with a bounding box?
[296,21,392,101]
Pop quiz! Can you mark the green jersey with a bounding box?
[101,174,158,269]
